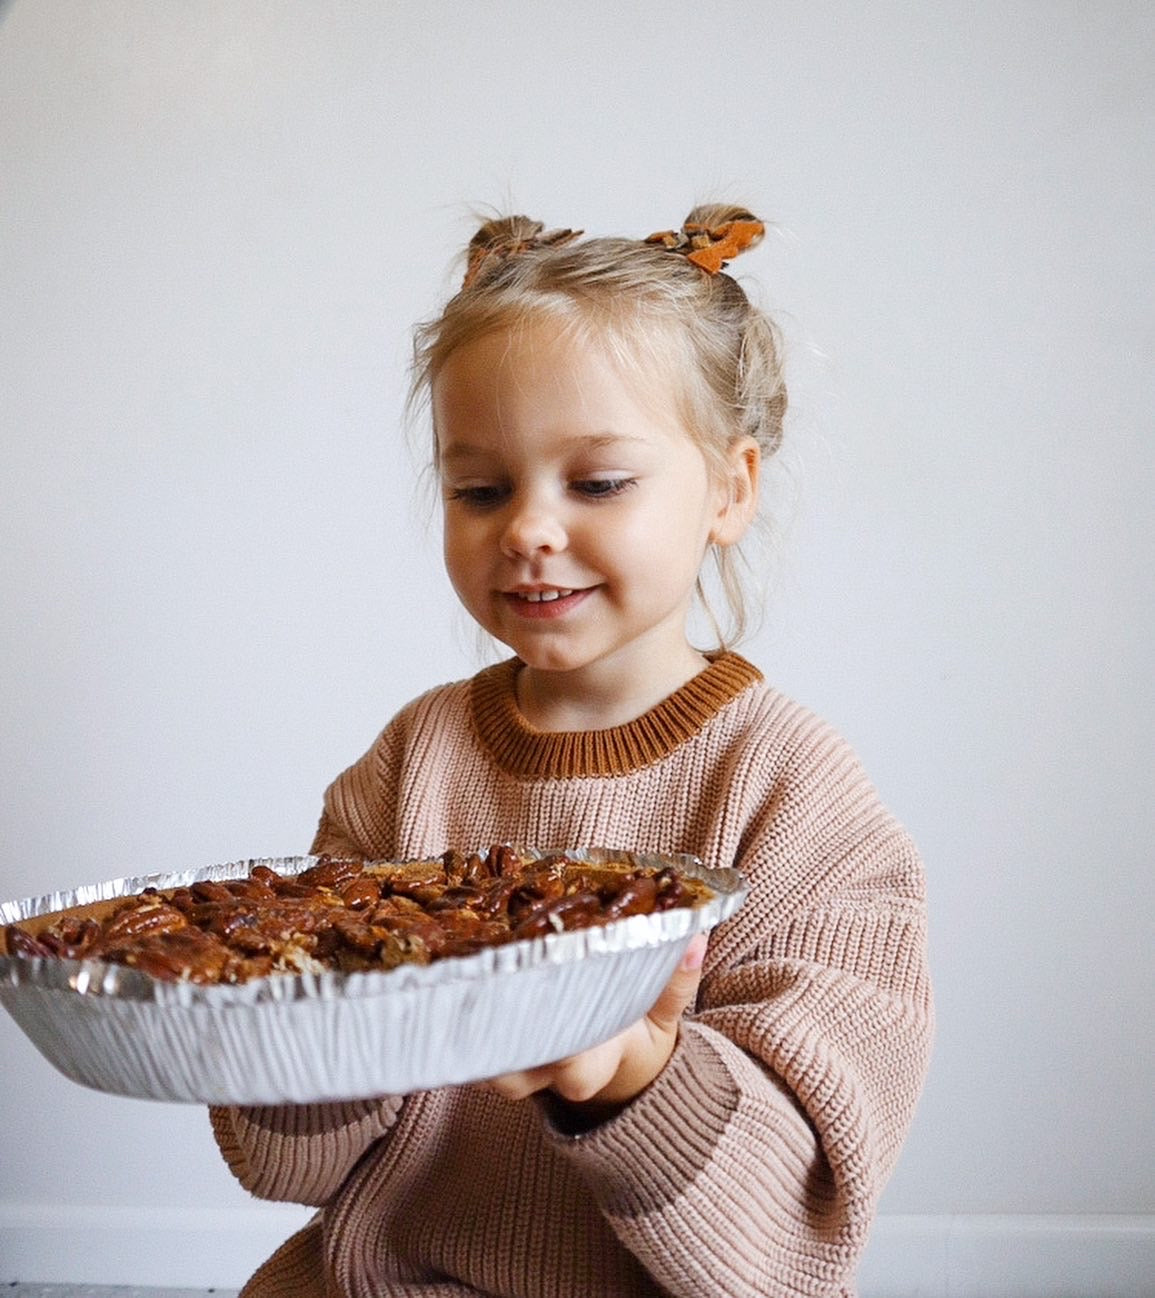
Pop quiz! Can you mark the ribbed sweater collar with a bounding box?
[469,651,763,779]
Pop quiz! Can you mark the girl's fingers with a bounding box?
[484,1035,626,1104]
[483,934,708,1106]
[645,933,707,1036]
[483,1066,554,1101]
[546,1037,626,1104]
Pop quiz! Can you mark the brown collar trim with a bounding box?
[469,652,763,779]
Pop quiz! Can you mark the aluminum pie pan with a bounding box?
[0,848,747,1105]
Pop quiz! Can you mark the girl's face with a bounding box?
[433,319,757,726]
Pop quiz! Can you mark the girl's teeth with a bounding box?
[523,589,574,603]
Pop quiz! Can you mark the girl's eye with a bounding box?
[572,477,636,499]
[446,484,509,508]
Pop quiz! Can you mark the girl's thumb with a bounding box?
[647,934,708,1033]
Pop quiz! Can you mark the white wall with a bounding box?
[1,2,1152,1292]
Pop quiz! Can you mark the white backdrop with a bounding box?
[1,2,1152,1293]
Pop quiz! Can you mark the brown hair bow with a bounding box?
[462,222,582,289]
[645,217,765,274]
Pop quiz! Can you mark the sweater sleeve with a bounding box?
[311,710,410,860]
[542,720,933,1296]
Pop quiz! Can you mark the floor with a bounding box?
[5,1289,239,1297]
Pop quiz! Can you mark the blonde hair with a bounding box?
[411,204,787,647]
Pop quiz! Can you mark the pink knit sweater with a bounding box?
[211,653,932,1297]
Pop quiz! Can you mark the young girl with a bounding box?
[210,206,933,1297]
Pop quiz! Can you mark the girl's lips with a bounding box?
[502,587,591,620]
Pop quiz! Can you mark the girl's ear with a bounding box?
[709,436,761,547]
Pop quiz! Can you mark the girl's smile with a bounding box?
[433,319,757,730]
[504,586,591,617]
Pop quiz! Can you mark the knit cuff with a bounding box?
[210,1096,404,1204]
[539,1020,739,1218]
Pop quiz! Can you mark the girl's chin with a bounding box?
[504,646,591,675]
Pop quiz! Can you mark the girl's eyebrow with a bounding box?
[438,443,496,466]
[439,432,649,465]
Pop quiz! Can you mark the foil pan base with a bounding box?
[1,851,746,1105]
[0,938,692,1104]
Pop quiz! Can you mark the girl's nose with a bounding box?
[499,496,567,558]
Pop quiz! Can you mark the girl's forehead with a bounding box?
[438,316,596,377]
[434,316,688,418]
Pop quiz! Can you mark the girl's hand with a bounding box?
[483,933,708,1123]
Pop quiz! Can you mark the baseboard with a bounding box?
[2,1205,1153,1295]
[0,1201,315,1288]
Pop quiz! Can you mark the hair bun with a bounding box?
[463,216,582,288]
[646,204,764,274]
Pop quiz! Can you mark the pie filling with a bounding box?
[4,846,713,985]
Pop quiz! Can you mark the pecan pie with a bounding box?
[4,846,713,985]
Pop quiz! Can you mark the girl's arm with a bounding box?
[540,732,933,1296]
